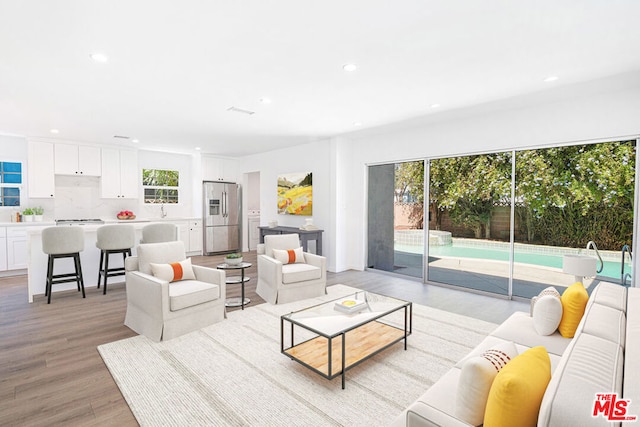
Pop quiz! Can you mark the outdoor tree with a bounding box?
[432,153,512,238]
[395,161,425,228]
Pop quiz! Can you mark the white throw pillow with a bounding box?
[272,247,306,264]
[532,294,563,335]
[530,286,561,316]
[150,258,196,282]
[455,341,518,426]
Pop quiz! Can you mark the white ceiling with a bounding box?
[1,1,640,157]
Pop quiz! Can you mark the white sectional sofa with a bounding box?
[392,281,639,427]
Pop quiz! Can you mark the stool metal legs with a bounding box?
[45,253,86,304]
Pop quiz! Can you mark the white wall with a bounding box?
[240,140,333,267]
[342,71,640,275]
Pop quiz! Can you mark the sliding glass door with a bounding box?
[367,139,636,297]
[512,141,635,297]
[426,153,512,295]
[367,161,424,278]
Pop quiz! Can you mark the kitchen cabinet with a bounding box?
[189,220,203,253]
[174,220,202,254]
[176,221,189,250]
[248,215,260,250]
[0,228,7,271]
[27,140,55,198]
[202,156,238,182]
[7,227,28,270]
[54,143,101,176]
[101,148,139,198]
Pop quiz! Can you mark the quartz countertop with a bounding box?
[0,217,200,227]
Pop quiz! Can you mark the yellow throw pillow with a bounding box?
[484,346,551,427]
[150,259,196,282]
[558,282,589,338]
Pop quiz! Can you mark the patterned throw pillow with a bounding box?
[150,258,196,282]
[272,247,306,264]
[455,341,518,426]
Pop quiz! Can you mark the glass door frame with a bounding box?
[420,137,639,298]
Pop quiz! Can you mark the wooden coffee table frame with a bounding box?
[281,294,412,389]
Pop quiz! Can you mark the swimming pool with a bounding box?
[396,240,629,280]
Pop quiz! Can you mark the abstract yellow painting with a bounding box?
[277,172,312,215]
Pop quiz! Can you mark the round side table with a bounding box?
[217,262,252,309]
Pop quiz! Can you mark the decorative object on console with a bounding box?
[224,253,243,265]
[117,210,136,220]
[300,217,318,230]
[277,172,312,215]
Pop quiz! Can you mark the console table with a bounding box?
[258,226,324,255]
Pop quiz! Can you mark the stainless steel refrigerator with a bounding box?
[203,181,241,254]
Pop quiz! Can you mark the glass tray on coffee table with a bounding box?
[281,290,412,389]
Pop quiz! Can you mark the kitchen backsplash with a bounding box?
[53,176,137,220]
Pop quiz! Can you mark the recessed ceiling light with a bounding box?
[430,103,441,109]
[353,122,362,127]
[195,147,201,151]
[343,63,357,72]
[544,75,559,82]
[90,53,108,63]
[260,97,272,104]
[131,139,139,143]
[50,129,59,134]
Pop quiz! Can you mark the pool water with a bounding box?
[420,244,628,280]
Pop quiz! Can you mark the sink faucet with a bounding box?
[161,203,167,218]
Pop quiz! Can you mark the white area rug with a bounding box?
[98,285,497,426]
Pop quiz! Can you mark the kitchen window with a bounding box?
[142,169,179,204]
[0,161,22,207]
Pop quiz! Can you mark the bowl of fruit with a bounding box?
[117,210,136,220]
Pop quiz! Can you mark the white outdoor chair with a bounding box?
[124,240,226,341]
[256,233,326,304]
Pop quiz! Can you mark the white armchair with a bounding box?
[256,233,326,304]
[124,241,226,341]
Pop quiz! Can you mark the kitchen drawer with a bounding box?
[7,227,28,238]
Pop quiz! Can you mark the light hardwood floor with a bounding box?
[0,251,527,426]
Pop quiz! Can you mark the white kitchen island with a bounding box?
[26,218,202,303]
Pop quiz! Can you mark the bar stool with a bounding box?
[42,226,85,304]
[96,224,136,295]
[140,223,178,243]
